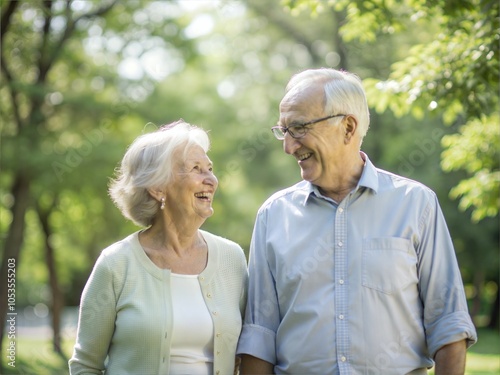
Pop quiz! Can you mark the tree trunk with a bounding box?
[0,174,30,369]
[37,202,65,355]
[471,270,484,322]
[332,9,348,70]
[487,287,499,330]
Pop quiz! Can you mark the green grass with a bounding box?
[464,328,500,375]
[1,334,74,375]
[1,328,499,374]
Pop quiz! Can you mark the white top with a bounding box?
[170,273,214,375]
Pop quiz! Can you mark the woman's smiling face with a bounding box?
[164,144,218,221]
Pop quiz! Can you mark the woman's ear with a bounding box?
[147,188,164,202]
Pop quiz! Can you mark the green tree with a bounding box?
[2,2,498,373]
[0,0,121,361]
[0,0,204,362]
[441,114,500,222]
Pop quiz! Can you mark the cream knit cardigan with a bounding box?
[69,230,248,375]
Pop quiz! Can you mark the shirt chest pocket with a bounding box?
[362,237,418,295]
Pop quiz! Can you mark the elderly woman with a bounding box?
[69,120,248,375]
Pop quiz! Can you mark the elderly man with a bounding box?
[237,68,477,374]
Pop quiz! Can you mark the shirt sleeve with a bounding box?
[69,253,117,375]
[236,209,279,364]
[239,251,249,320]
[417,193,478,358]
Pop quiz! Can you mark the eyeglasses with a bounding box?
[271,114,346,140]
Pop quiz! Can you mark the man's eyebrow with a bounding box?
[288,121,306,127]
[277,119,304,127]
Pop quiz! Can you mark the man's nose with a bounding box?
[283,132,301,155]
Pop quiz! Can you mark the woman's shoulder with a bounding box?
[201,230,246,260]
[202,230,248,284]
[99,231,141,263]
[201,230,240,249]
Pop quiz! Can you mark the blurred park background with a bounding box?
[1,0,499,374]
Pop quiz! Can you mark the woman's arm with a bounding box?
[69,254,116,374]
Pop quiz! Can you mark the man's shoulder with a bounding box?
[258,180,309,211]
[375,167,436,198]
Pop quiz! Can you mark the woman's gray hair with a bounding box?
[286,68,370,140]
[109,120,210,227]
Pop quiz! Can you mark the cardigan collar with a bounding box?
[129,229,217,281]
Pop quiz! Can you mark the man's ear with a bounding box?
[344,115,358,136]
[344,115,358,143]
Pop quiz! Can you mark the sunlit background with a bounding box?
[1,0,498,374]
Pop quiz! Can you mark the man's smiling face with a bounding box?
[279,84,348,190]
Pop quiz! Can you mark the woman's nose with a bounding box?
[204,170,218,188]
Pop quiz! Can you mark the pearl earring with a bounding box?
[160,197,165,210]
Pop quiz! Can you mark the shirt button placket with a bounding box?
[335,203,349,373]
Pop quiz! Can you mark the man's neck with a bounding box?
[317,153,365,202]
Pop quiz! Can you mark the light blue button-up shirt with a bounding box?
[237,153,477,374]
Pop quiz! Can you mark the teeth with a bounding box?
[297,153,312,161]
[195,192,211,198]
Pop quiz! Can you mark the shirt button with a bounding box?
[338,207,344,213]
[207,293,212,298]
[216,371,220,375]
[338,241,343,247]
[339,279,344,284]
[216,333,221,337]
[340,356,347,362]
[339,314,344,320]
[212,311,217,315]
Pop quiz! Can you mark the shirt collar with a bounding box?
[303,152,379,205]
[357,152,379,193]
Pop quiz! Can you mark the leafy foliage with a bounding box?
[441,115,500,221]
[1,1,498,362]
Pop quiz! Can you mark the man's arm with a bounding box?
[240,354,274,375]
[434,340,467,375]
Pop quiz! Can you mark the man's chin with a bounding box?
[300,170,317,183]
